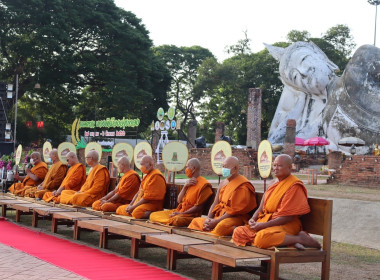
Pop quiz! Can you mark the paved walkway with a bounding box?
[0,243,85,280]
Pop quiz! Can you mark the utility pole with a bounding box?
[368,0,380,46]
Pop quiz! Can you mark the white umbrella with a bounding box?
[338,137,365,147]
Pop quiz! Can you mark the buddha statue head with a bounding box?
[265,41,339,96]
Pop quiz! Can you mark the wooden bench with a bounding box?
[0,198,25,217]
[183,193,333,280]
[51,212,101,233]
[32,207,73,227]
[8,202,51,222]
[107,223,167,258]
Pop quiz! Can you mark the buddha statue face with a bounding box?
[265,42,338,96]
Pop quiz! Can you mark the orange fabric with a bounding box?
[60,165,110,206]
[188,175,256,236]
[115,170,141,203]
[150,176,213,226]
[33,161,67,199]
[42,163,86,203]
[91,170,140,212]
[115,169,166,218]
[9,162,48,196]
[232,174,310,248]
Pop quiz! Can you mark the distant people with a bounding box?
[24,149,67,199]
[60,150,110,207]
[92,156,140,212]
[188,156,256,236]
[150,158,213,227]
[43,152,86,203]
[232,154,321,250]
[9,152,48,196]
[116,155,166,219]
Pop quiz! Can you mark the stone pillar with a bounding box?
[283,119,296,158]
[328,151,343,170]
[187,120,197,149]
[246,88,262,149]
[215,122,225,143]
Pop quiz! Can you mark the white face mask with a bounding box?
[48,158,52,164]
[30,158,34,165]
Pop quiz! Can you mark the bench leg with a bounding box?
[16,210,21,222]
[1,205,6,217]
[130,238,139,258]
[167,249,177,270]
[102,228,108,249]
[321,258,330,280]
[260,260,269,280]
[269,257,279,280]
[51,218,58,233]
[32,211,38,227]
[74,221,80,240]
[211,262,223,280]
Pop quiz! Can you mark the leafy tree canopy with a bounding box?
[153,45,214,129]
[0,0,171,145]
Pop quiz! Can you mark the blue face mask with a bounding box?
[222,168,231,178]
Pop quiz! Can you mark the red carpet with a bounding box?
[0,220,188,280]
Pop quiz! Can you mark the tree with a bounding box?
[195,45,285,144]
[287,30,310,42]
[0,0,171,145]
[153,45,214,129]
[322,24,356,58]
[224,30,252,55]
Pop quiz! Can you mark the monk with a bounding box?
[92,156,140,212]
[24,149,67,199]
[60,150,110,207]
[43,152,86,203]
[232,154,321,250]
[188,156,256,236]
[116,155,166,219]
[150,158,213,227]
[9,152,48,197]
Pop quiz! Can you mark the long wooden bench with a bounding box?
[183,194,333,280]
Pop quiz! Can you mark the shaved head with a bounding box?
[31,152,41,160]
[140,155,154,173]
[118,156,130,167]
[187,158,201,170]
[66,151,77,159]
[49,149,58,158]
[276,154,292,165]
[273,154,293,180]
[86,150,99,162]
[223,156,239,168]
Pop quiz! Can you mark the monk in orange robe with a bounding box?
[116,155,166,219]
[188,156,256,236]
[60,150,110,207]
[150,158,213,227]
[9,152,48,197]
[92,156,140,212]
[43,152,86,203]
[24,149,67,199]
[232,154,321,249]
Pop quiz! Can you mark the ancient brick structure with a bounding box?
[283,119,296,158]
[246,88,262,149]
[329,155,380,188]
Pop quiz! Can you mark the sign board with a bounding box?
[162,141,189,172]
[112,142,134,167]
[167,107,175,120]
[211,141,232,175]
[157,107,165,121]
[57,142,76,164]
[133,142,152,170]
[257,140,273,178]
[15,144,22,165]
[42,141,52,163]
[85,142,103,160]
